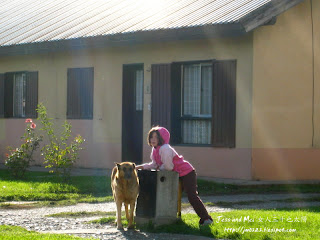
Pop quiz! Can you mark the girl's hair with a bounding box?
[147,126,165,146]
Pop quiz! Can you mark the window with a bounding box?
[135,69,143,111]
[0,71,38,118]
[182,63,212,144]
[67,67,94,119]
[151,60,236,147]
[13,73,27,117]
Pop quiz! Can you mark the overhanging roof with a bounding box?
[0,0,304,55]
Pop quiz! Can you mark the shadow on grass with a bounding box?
[138,218,216,239]
[273,206,320,212]
[197,179,320,195]
[203,201,320,215]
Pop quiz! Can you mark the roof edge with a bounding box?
[0,24,246,56]
[239,0,305,32]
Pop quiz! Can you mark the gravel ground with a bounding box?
[0,201,220,240]
[1,193,320,240]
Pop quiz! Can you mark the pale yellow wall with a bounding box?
[252,0,320,180]
[312,0,320,147]
[252,0,315,148]
[0,35,253,178]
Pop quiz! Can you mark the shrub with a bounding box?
[5,119,42,178]
[36,103,85,182]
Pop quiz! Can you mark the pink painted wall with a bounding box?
[252,148,320,181]
[0,119,121,170]
[0,119,252,180]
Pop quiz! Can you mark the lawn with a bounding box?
[0,225,93,240]
[1,169,320,205]
[0,169,113,204]
[1,169,320,240]
[197,178,320,195]
[48,207,320,240]
[166,207,320,240]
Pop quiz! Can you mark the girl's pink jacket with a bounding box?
[142,127,194,177]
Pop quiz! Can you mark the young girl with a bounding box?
[136,126,213,226]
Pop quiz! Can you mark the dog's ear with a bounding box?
[116,163,121,170]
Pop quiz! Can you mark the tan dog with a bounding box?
[111,162,139,229]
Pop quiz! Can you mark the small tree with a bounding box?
[37,103,85,181]
[5,119,42,178]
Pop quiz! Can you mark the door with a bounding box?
[122,64,144,164]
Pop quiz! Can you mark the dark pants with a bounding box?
[180,170,211,223]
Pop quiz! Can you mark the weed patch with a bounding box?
[46,211,113,218]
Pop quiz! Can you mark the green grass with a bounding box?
[0,169,113,204]
[205,200,266,207]
[1,169,320,205]
[89,216,118,225]
[2,169,320,239]
[46,211,124,227]
[0,202,40,209]
[137,207,320,240]
[46,211,113,218]
[203,197,320,207]
[197,179,320,195]
[57,207,319,239]
[0,225,93,240]
[46,211,125,227]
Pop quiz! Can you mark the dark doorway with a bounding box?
[122,64,144,164]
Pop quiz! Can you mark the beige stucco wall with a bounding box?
[0,35,253,179]
[252,0,320,180]
[311,0,320,147]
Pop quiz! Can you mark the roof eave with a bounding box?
[0,23,246,56]
[239,0,305,32]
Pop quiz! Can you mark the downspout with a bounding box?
[311,0,315,146]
